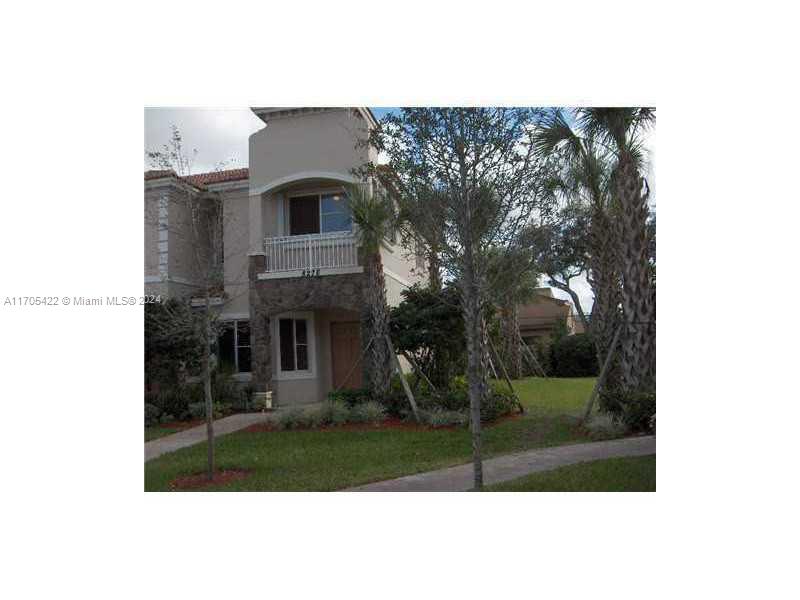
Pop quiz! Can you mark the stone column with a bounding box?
[249,254,271,394]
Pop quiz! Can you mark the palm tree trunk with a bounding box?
[614,153,656,392]
[364,252,391,399]
[588,204,622,394]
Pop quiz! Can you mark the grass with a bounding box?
[485,455,656,492]
[145,426,184,442]
[145,377,600,491]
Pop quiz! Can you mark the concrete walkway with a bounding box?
[145,412,271,462]
[346,435,656,492]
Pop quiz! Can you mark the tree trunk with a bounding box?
[499,301,522,379]
[588,204,622,396]
[548,277,590,332]
[614,153,656,392]
[364,252,392,399]
[428,249,442,291]
[461,265,488,490]
[203,296,215,481]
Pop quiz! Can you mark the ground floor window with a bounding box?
[275,312,315,378]
[218,320,251,373]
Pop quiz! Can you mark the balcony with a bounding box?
[261,232,361,279]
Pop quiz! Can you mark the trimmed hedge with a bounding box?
[550,333,598,377]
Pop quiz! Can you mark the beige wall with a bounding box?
[249,109,375,192]
[144,190,160,278]
[144,184,206,299]
[271,307,360,406]
[220,185,250,316]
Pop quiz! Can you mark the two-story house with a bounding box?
[145,107,426,406]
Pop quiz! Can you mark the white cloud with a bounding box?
[144,107,263,174]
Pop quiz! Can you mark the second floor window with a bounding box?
[289,192,352,236]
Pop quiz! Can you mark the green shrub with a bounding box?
[147,387,190,421]
[349,401,387,424]
[421,409,468,428]
[436,378,517,422]
[145,403,161,427]
[599,390,656,433]
[584,413,628,440]
[380,391,415,419]
[215,402,233,419]
[383,376,517,423]
[389,284,466,388]
[329,401,351,426]
[276,407,306,430]
[212,370,242,407]
[328,388,372,407]
[160,413,175,424]
[185,401,231,420]
[188,402,205,420]
[550,333,598,377]
[482,384,519,422]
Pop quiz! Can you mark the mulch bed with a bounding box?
[170,469,252,490]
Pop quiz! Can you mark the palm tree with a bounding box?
[532,110,623,391]
[577,108,655,392]
[346,182,395,399]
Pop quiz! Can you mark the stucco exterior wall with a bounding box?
[249,109,374,192]
[221,185,250,316]
[144,190,160,278]
[268,307,359,405]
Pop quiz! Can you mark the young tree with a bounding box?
[346,183,395,399]
[365,108,551,489]
[485,245,540,379]
[146,126,246,481]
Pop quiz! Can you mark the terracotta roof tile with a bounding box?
[144,168,249,190]
[184,168,249,186]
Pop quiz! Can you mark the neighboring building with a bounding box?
[518,288,585,345]
[144,107,426,405]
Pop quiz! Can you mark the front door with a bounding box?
[330,322,362,390]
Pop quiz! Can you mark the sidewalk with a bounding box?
[345,435,656,491]
[145,413,270,462]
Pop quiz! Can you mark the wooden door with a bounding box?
[331,322,362,390]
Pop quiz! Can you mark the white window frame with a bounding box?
[273,311,316,380]
[286,188,352,236]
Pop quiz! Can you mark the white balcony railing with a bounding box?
[263,232,359,274]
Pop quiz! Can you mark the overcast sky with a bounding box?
[144,107,655,316]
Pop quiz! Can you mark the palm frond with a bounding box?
[531,109,583,161]
[346,183,396,254]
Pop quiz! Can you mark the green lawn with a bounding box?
[486,455,656,492]
[145,377,599,491]
[145,426,184,442]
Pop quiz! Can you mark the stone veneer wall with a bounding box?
[248,254,372,394]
